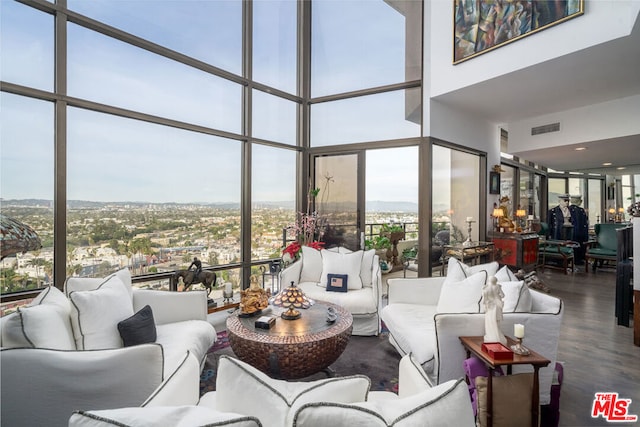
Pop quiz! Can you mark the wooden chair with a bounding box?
[537,222,576,274]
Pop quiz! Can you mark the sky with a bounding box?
[1,0,428,205]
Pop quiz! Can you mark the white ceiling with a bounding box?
[432,12,640,177]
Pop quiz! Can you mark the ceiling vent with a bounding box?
[531,122,560,136]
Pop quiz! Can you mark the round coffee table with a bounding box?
[226,302,352,379]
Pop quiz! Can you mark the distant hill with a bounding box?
[2,199,427,213]
[366,201,418,212]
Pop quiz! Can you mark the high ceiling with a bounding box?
[432,11,640,177]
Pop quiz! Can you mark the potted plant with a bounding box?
[380,223,406,242]
[380,224,406,266]
[365,235,391,263]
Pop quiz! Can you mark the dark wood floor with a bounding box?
[536,266,640,426]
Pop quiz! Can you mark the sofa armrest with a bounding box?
[387,277,444,305]
[133,289,208,324]
[279,259,302,287]
[143,351,201,407]
[0,344,164,427]
[434,309,563,405]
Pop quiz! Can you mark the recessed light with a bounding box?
[602,162,612,166]
[575,147,587,151]
[617,167,626,170]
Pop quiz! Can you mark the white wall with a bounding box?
[508,94,640,152]
[429,0,639,97]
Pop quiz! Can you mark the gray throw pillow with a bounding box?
[117,305,157,347]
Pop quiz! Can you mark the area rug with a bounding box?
[200,330,401,396]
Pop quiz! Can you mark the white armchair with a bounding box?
[0,268,216,426]
[381,268,564,406]
[278,246,383,335]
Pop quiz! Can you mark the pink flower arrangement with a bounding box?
[281,186,327,264]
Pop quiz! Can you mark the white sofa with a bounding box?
[278,246,383,336]
[0,268,216,426]
[380,260,564,405]
[69,353,476,427]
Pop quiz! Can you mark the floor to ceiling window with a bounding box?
[1,0,423,300]
[0,0,300,299]
[308,0,422,259]
[310,0,422,147]
[433,146,481,243]
[0,94,55,293]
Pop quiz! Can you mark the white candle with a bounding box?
[514,323,525,338]
[466,217,473,222]
[225,282,232,294]
[528,215,534,220]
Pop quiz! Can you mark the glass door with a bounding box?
[313,153,361,250]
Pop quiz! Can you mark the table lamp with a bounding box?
[516,209,526,230]
[492,208,504,231]
[271,281,311,320]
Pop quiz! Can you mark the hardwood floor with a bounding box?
[539,266,640,426]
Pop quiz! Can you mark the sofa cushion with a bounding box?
[298,282,377,315]
[65,267,133,299]
[118,305,157,347]
[64,277,104,296]
[381,303,438,368]
[69,406,261,427]
[397,352,433,398]
[444,258,498,285]
[292,378,475,427]
[498,281,532,313]
[215,355,370,427]
[494,265,518,282]
[300,246,323,283]
[30,285,71,316]
[320,249,363,290]
[69,275,134,350]
[155,320,216,376]
[360,249,376,288]
[437,271,487,313]
[2,304,76,350]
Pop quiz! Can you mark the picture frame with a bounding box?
[489,172,500,194]
[453,0,584,64]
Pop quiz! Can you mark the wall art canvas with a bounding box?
[454,0,584,64]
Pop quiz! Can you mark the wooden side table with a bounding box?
[459,336,550,427]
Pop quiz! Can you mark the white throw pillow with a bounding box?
[30,285,71,316]
[319,250,364,290]
[398,353,433,398]
[444,258,498,285]
[69,406,261,427]
[215,356,371,427]
[65,267,133,299]
[64,277,104,296]
[436,270,487,313]
[112,267,134,299]
[360,249,376,288]
[494,265,518,283]
[479,279,533,313]
[300,245,323,283]
[2,304,76,350]
[293,378,475,427]
[69,275,134,350]
[498,280,525,312]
